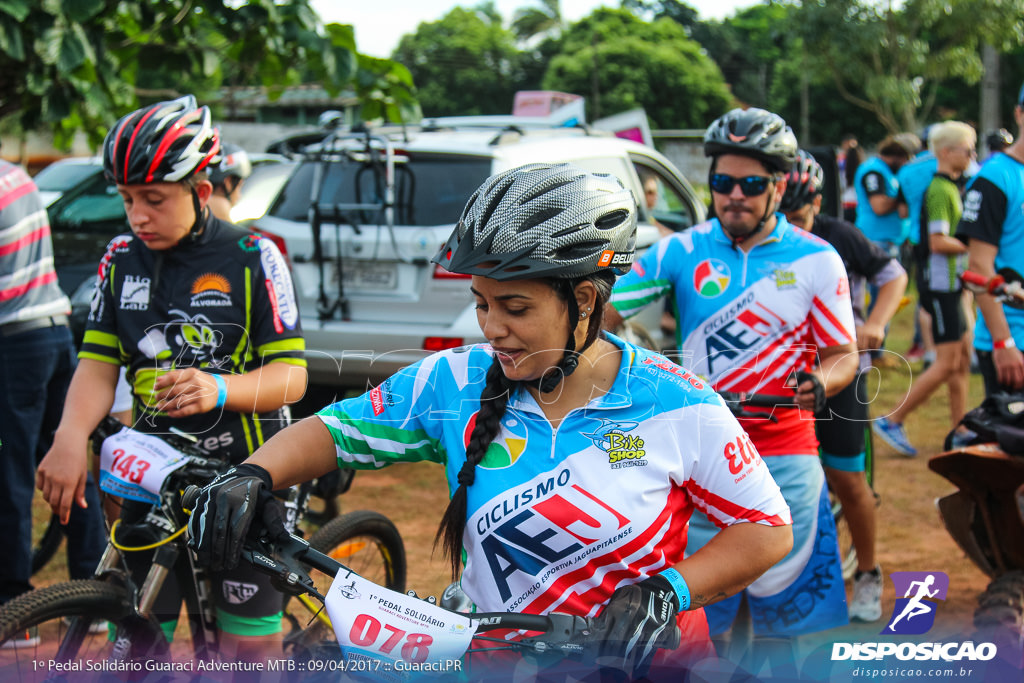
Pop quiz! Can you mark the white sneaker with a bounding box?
[849,566,883,622]
[63,616,108,635]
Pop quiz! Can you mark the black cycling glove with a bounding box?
[186,463,286,572]
[592,575,681,678]
[796,370,827,415]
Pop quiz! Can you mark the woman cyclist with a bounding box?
[36,95,308,659]
[187,162,793,677]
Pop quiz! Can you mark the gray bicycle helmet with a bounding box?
[703,107,798,173]
[779,150,824,212]
[103,95,221,185]
[208,143,252,187]
[433,162,637,280]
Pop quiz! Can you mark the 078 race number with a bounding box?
[349,614,433,663]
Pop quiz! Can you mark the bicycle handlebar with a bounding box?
[717,390,801,422]
[961,270,1024,309]
[181,485,584,642]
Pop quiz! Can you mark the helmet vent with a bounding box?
[521,178,575,205]
[519,206,562,232]
[595,209,629,231]
[551,240,604,261]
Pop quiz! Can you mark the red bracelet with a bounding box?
[994,337,1017,350]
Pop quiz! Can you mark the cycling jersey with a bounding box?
[956,152,1024,350]
[854,156,905,245]
[896,153,937,246]
[919,173,966,293]
[316,336,791,624]
[79,215,306,461]
[609,216,856,456]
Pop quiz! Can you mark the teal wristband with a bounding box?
[660,568,690,611]
[212,374,227,409]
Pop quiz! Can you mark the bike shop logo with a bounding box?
[583,419,648,468]
[694,259,730,297]
[831,571,998,663]
[883,571,949,635]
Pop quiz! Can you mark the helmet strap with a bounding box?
[182,186,207,245]
[728,178,777,247]
[535,295,583,394]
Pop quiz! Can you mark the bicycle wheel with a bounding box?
[0,579,168,680]
[973,570,1024,665]
[31,514,64,576]
[283,511,406,660]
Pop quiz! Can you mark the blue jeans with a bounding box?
[0,324,106,602]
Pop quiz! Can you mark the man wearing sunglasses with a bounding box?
[606,107,859,664]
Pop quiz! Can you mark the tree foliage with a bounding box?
[794,0,1024,133]
[392,6,524,116]
[543,9,733,127]
[0,0,417,148]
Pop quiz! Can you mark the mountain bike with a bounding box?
[169,486,661,680]
[0,416,406,680]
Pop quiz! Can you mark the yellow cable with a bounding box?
[109,519,187,552]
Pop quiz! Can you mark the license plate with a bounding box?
[339,262,398,290]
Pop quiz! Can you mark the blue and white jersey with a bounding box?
[956,152,1024,350]
[855,156,905,244]
[610,216,855,457]
[316,335,790,617]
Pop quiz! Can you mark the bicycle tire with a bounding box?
[973,570,1024,665]
[0,579,169,673]
[30,514,64,576]
[283,511,407,661]
[308,510,407,593]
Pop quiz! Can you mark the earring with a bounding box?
[580,311,588,319]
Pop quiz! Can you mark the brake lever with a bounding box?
[514,613,592,659]
[241,533,323,600]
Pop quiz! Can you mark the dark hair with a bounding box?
[844,146,864,188]
[434,271,615,578]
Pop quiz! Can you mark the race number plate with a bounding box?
[98,427,189,504]
[325,570,477,672]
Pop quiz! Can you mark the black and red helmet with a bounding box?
[779,150,824,212]
[103,95,221,185]
[704,107,798,173]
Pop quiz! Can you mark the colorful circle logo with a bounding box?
[463,414,528,469]
[694,259,730,297]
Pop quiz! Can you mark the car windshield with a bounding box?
[269,153,492,226]
[34,162,99,193]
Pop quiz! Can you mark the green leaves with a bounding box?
[2,0,418,148]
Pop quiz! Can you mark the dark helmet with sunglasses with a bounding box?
[703,108,798,244]
[703,107,798,173]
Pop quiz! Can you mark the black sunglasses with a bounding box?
[709,173,773,197]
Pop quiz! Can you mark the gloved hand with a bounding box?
[591,575,681,677]
[186,463,287,572]
[795,370,827,415]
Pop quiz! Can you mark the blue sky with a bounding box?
[314,0,760,58]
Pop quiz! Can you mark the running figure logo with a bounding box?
[882,571,949,635]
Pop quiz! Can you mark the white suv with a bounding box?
[252,122,706,390]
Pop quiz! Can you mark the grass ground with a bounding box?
[23,294,999,679]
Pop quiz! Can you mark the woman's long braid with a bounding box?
[435,357,513,578]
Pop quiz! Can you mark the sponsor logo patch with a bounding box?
[120,275,151,310]
[694,259,730,297]
[189,273,232,307]
[222,580,259,605]
[259,240,298,331]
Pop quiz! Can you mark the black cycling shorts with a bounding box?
[920,288,967,345]
[815,370,868,464]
